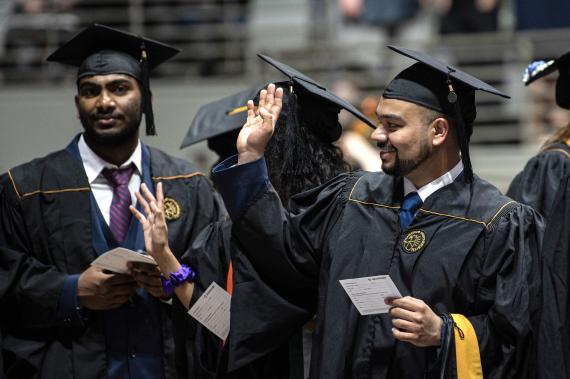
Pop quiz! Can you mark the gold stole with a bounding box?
[450,313,483,379]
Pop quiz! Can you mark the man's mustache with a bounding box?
[377,143,396,153]
[91,112,124,120]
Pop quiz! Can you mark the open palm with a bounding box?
[130,182,169,259]
[237,83,283,164]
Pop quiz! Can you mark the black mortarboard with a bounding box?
[182,54,378,164]
[46,24,180,136]
[180,86,261,151]
[523,51,570,110]
[180,80,342,158]
[383,45,510,182]
[257,53,377,131]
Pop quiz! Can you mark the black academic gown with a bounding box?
[507,141,570,219]
[180,216,302,379]
[535,173,570,379]
[0,246,47,379]
[175,217,232,379]
[0,141,223,379]
[220,169,543,379]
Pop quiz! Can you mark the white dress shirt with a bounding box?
[403,160,464,202]
[78,134,142,225]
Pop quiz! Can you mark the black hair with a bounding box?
[264,101,350,204]
[420,107,466,144]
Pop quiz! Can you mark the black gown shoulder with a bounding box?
[2,149,87,200]
[507,142,570,219]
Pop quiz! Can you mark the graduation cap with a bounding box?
[383,45,510,182]
[46,23,180,136]
[180,80,339,159]
[257,53,377,132]
[523,51,570,110]
[180,86,262,163]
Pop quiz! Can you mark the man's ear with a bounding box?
[431,118,450,147]
[74,95,80,118]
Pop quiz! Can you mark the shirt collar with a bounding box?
[403,160,464,202]
[78,133,142,184]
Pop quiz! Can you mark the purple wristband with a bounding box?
[161,264,196,296]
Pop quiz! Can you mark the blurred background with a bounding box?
[0,0,569,191]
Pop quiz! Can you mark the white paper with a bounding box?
[339,275,402,315]
[90,247,156,274]
[188,282,231,340]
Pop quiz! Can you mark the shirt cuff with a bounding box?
[57,274,84,327]
[211,155,269,220]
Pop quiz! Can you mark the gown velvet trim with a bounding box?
[152,172,205,181]
[348,174,516,228]
[7,169,90,199]
[8,161,204,198]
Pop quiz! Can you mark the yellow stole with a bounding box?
[450,313,483,379]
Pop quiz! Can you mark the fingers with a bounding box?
[257,83,281,126]
[94,280,137,298]
[129,204,147,224]
[132,270,161,284]
[391,318,421,333]
[265,83,275,107]
[129,267,164,298]
[136,183,165,225]
[149,190,166,228]
[132,272,162,290]
[258,88,267,111]
[387,296,424,312]
[140,183,157,205]
[150,200,166,226]
[129,262,161,276]
[392,327,418,343]
[273,87,284,116]
[135,190,152,220]
[259,106,274,123]
[246,100,255,121]
[156,182,164,210]
[89,265,109,275]
[388,296,442,347]
[106,273,137,286]
[389,306,418,323]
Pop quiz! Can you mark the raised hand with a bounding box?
[130,182,183,284]
[236,83,284,165]
[130,182,169,260]
[130,182,193,306]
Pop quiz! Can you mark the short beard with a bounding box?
[383,137,431,177]
[79,108,141,147]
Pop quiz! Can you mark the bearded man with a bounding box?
[0,24,222,379]
[211,47,544,378]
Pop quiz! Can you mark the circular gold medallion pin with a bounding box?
[163,197,181,221]
[402,230,427,254]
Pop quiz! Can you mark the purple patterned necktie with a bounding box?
[102,164,136,245]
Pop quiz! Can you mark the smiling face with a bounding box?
[75,73,142,146]
[371,97,435,177]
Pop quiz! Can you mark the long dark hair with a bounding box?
[264,95,350,204]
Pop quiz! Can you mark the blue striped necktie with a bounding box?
[102,164,135,245]
[399,191,423,230]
